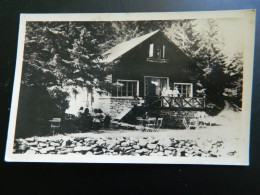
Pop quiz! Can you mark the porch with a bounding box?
[144,96,206,110]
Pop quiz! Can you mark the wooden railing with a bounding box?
[145,96,205,109]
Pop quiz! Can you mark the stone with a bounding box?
[85,151,93,155]
[55,147,66,151]
[24,150,36,154]
[92,146,102,152]
[121,141,130,147]
[30,147,40,152]
[133,145,140,150]
[180,151,186,157]
[147,144,157,150]
[27,142,38,147]
[149,139,159,144]
[129,140,136,146]
[49,142,60,147]
[46,147,56,152]
[74,137,85,142]
[107,142,117,150]
[94,151,104,155]
[119,138,126,143]
[155,152,164,156]
[38,143,47,148]
[113,146,120,153]
[158,138,173,147]
[164,150,173,156]
[96,139,106,146]
[73,146,92,152]
[209,154,218,157]
[66,139,73,146]
[125,149,135,154]
[25,137,36,142]
[57,151,68,155]
[76,142,83,146]
[136,148,149,155]
[63,148,73,154]
[37,137,48,142]
[167,147,176,151]
[172,150,177,156]
[139,139,148,148]
[39,148,48,154]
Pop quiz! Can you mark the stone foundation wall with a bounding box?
[98,97,142,119]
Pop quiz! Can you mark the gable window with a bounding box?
[117,80,139,97]
[149,44,166,59]
[174,83,193,97]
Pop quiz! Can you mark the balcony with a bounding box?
[147,57,169,63]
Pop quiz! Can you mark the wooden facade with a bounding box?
[103,30,205,110]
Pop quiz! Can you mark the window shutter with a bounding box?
[149,44,154,57]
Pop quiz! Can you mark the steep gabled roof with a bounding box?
[102,30,160,63]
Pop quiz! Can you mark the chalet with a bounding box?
[96,30,205,121]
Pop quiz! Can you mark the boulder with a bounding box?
[164,150,173,156]
[76,142,83,146]
[49,142,60,147]
[129,140,137,146]
[125,149,135,154]
[74,137,85,142]
[121,141,130,147]
[149,139,159,144]
[96,139,106,146]
[25,137,36,142]
[147,144,157,150]
[27,142,38,147]
[158,138,173,147]
[39,148,48,154]
[94,151,104,155]
[24,150,36,154]
[136,148,149,155]
[85,151,93,155]
[133,145,140,150]
[73,146,92,152]
[66,139,73,146]
[139,139,148,148]
[92,146,103,152]
[38,143,48,148]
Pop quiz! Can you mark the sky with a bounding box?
[195,18,245,60]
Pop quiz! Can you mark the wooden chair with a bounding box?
[188,118,200,130]
[49,118,61,135]
[182,118,199,130]
[155,118,163,131]
[145,117,157,132]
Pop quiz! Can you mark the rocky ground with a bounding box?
[13,128,240,158]
[13,104,246,159]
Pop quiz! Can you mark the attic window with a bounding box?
[149,44,165,59]
[148,44,168,63]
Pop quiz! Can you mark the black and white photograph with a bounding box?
[5,10,255,165]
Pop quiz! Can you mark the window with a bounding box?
[149,44,166,59]
[174,83,193,97]
[117,80,139,97]
[144,76,169,96]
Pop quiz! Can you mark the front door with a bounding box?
[144,76,168,97]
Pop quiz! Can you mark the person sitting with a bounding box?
[82,108,93,131]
